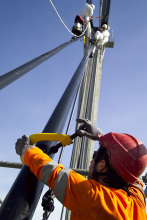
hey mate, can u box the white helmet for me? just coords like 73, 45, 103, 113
102, 24, 108, 29
91, 4, 95, 10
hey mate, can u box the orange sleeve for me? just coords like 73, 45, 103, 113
24, 147, 64, 192
24, 147, 52, 180
63, 171, 96, 215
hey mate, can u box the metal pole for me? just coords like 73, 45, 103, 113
41, 46, 93, 147
58, 83, 81, 164
0, 161, 89, 176
59, 82, 83, 220
65, 0, 111, 218
0, 46, 92, 220
0, 39, 75, 90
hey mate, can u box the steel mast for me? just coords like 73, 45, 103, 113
0, 46, 93, 220
65, 0, 113, 219
0, 40, 75, 90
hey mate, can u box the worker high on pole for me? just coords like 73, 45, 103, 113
15, 118, 147, 220
90, 23, 110, 57
72, 3, 95, 37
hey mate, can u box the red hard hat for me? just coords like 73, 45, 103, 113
98, 133, 147, 184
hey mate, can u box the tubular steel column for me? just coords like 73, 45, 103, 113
0, 46, 92, 220
72, 46, 105, 167
65, 45, 105, 220
0, 40, 75, 90
65, 0, 113, 217
65, 2, 107, 219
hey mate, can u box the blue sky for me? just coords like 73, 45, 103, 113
0, 0, 147, 219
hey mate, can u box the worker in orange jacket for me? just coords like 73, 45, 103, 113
15, 118, 147, 220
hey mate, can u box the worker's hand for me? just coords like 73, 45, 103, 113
15, 135, 30, 156
76, 118, 104, 140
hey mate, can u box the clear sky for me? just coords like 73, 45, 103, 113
0, 0, 147, 219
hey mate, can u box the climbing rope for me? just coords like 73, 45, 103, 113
48, 0, 88, 37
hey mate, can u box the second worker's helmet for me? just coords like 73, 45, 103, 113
102, 24, 108, 29
98, 133, 147, 183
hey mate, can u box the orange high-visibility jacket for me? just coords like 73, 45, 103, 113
24, 147, 147, 220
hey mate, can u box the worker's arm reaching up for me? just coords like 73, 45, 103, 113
15, 135, 94, 216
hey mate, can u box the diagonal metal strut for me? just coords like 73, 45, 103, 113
0, 39, 76, 90
0, 45, 93, 220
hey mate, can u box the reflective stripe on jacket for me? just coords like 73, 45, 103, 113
24, 147, 147, 220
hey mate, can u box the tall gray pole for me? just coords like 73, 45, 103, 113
0, 40, 75, 90
65, 0, 107, 219
0, 46, 92, 220
65, 45, 105, 220
70, 46, 105, 167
